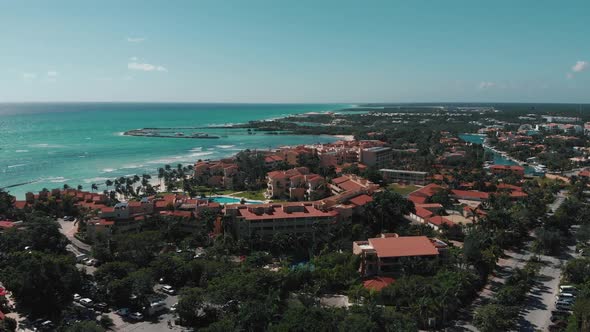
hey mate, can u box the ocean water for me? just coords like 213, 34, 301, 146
0, 103, 346, 198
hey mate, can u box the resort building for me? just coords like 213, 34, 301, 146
329, 174, 379, 196
224, 202, 340, 239
360, 147, 393, 168
266, 167, 327, 201
380, 169, 428, 185
193, 161, 242, 190
353, 234, 447, 276
489, 165, 525, 177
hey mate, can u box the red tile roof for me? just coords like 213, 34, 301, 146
348, 194, 373, 206
363, 277, 395, 291
408, 183, 444, 204
414, 207, 434, 219
451, 190, 489, 200
0, 221, 16, 229
427, 216, 455, 227
368, 236, 439, 258
236, 203, 338, 221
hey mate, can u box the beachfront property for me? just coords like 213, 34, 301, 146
353, 234, 448, 276
193, 160, 242, 190
380, 169, 428, 185
277, 146, 316, 166
265, 167, 327, 201
314, 139, 387, 168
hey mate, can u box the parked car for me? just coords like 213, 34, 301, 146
160, 285, 175, 295
556, 300, 572, 310
32, 319, 54, 330
85, 258, 98, 266
38, 320, 55, 331
555, 293, 575, 303
115, 308, 130, 317
63, 216, 74, 221
75, 254, 87, 263
129, 312, 144, 321
73, 293, 81, 302
94, 302, 108, 312
79, 298, 93, 307
170, 303, 178, 312
551, 312, 569, 322
559, 285, 577, 294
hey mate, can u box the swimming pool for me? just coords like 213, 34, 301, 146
209, 196, 263, 204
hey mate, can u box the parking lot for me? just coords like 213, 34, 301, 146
108, 293, 180, 332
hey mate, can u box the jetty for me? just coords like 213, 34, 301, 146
124, 128, 220, 139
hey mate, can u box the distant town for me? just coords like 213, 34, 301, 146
2, 104, 590, 331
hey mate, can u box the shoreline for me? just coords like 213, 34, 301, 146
4, 133, 347, 199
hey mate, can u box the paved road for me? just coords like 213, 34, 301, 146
450, 246, 533, 331
548, 190, 567, 214
57, 218, 91, 253
451, 191, 568, 331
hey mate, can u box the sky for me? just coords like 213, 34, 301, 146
1, 0, 589, 103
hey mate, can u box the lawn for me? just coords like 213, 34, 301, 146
233, 190, 266, 201
387, 183, 420, 196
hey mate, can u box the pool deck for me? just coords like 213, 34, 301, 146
209, 194, 268, 204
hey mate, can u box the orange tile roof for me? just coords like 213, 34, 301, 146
348, 194, 373, 206
451, 190, 489, 200
368, 236, 439, 258
428, 216, 455, 227
236, 204, 338, 221
363, 277, 395, 291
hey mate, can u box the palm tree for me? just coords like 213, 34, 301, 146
105, 179, 113, 190
63, 184, 70, 190
91, 183, 98, 192
77, 184, 83, 191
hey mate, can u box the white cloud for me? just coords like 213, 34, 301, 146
127, 37, 146, 43
478, 81, 496, 89
128, 62, 167, 72
47, 71, 58, 77
572, 60, 588, 73
22, 73, 37, 79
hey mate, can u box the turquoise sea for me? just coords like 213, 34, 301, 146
0, 103, 346, 199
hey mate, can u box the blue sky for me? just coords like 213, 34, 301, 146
1, 0, 589, 103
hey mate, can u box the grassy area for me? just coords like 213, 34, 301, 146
233, 190, 266, 201
387, 183, 420, 196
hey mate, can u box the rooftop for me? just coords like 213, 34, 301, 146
368, 236, 439, 258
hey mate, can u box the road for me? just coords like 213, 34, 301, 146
57, 218, 91, 253
451, 190, 569, 331
548, 190, 567, 214
450, 246, 533, 331
515, 190, 571, 331
516, 246, 576, 331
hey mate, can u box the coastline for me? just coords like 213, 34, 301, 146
1, 103, 350, 199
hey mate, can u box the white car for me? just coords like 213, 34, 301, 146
559, 285, 577, 294
160, 285, 175, 295
79, 298, 93, 307
129, 312, 144, 321
73, 293, 81, 302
